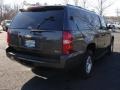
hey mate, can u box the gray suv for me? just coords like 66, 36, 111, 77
6, 5, 114, 78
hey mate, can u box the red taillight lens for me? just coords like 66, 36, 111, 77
63, 31, 73, 55
7, 31, 10, 45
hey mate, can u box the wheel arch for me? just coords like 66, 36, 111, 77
87, 43, 96, 53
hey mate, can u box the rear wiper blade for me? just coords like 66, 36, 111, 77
37, 16, 55, 29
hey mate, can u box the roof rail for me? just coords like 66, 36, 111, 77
66, 4, 96, 14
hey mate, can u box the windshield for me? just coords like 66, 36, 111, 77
5, 20, 11, 26
6, 21, 11, 24
10, 10, 64, 30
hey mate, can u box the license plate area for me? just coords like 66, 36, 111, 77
25, 40, 35, 48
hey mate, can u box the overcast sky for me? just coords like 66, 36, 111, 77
4, 0, 120, 16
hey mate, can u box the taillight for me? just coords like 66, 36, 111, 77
7, 31, 10, 45
62, 31, 73, 55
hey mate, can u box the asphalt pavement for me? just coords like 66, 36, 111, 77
0, 31, 120, 90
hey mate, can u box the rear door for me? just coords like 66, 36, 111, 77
9, 7, 64, 59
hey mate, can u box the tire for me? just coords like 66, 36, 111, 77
107, 39, 114, 55
80, 50, 93, 79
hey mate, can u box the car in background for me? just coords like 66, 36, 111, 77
1, 20, 12, 31
114, 24, 120, 29
107, 23, 116, 32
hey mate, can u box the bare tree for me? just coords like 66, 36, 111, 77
116, 8, 120, 17
0, 0, 20, 21
82, 0, 87, 8
63, 0, 69, 5
73, 0, 88, 8
73, 0, 79, 6
2, 5, 15, 20
0, 0, 3, 20
95, 0, 113, 16
1, 3, 20, 20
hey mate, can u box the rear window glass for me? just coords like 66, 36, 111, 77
10, 10, 64, 30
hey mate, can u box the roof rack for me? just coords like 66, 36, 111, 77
66, 4, 96, 14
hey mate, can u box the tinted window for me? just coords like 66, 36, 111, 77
75, 16, 90, 30
10, 10, 64, 30
83, 14, 100, 30
92, 15, 100, 30
77, 11, 92, 30
69, 9, 100, 30
6, 20, 11, 23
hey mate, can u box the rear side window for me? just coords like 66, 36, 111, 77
10, 9, 64, 30
75, 11, 92, 30
77, 12, 100, 30
91, 15, 100, 30
75, 13, 91, 30
68, 9, 92, 31
68, 8, 100, 31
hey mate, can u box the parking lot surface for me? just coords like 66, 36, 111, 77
1, 31, 120, 90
